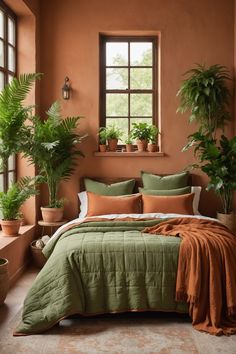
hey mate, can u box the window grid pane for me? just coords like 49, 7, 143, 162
0, 4, 16, 192
102, 36, 157, 142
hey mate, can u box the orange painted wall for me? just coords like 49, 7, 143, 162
36, 0, 234, 219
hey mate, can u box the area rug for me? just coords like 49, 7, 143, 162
1, 310, 236, 354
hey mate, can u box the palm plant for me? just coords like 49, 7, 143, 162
0, 73, 42, 166
23, 101, 85, 208
177, 64, 231, 135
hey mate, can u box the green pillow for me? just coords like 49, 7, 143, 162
84, 178, 135, 196
139, 186, 191, 195
141, 171, 189, 190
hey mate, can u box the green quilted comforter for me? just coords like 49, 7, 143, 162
15, 219, 188, 335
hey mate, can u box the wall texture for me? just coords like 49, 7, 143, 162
16, 0, 236, 219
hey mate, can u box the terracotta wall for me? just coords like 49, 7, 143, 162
36, 0, 234, 219
7, 0, 235, 219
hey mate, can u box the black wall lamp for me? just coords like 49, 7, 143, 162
62, 76, 70, 100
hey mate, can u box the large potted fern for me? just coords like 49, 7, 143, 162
23, 101, 85, 222
0, 177, 40, 235
0, 73, 41, 234
0, 73, 41, 166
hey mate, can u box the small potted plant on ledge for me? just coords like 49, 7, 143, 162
148, 125, 160, 152
0, 177, 40, 236
23, 101, 86, 222
98, 127, 107, 152
131, 122, 152, 152
125, 134, 133, 152
105, 125, 123, 152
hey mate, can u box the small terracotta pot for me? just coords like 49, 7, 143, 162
108, 139, 118, 152
0, 219, 21, 236
99, 144, 106, 152
126, 144, 133, 152
136, 139, 148, 152
41, 207, 64, 222
0, 258, 9, 304
217, 212, 236, 235
148, 143, 158, 152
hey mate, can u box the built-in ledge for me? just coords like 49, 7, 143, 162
0, 225, 36, 286
94, 151, 165, 157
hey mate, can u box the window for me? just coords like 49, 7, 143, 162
100, 35, 157, 142
0, 1, 16, 192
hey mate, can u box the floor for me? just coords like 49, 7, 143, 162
1, 268, 236, 354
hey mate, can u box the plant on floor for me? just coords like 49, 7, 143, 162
0, 176, 41, 235
23, 101, 86, 221
183, 133, 236, 214
177, 63, 236, 225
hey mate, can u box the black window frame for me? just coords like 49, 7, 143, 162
99, 35, 158, 145
0, 0, 17, 192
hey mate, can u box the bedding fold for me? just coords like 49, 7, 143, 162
143, 217, 236, 335
14, 218, 187, 335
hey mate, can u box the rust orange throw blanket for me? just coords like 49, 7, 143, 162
143, 217, 236, 336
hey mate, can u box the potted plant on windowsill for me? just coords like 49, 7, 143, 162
98, 127, 107, 152
23, 101, 86, 222
131, 122, 152, 152
124, 134, 133, 152
105, 125, 123, 152
0, 177, 40, 236
148, 125, 160, 152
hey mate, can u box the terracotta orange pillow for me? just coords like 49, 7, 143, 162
87, 192, 141, 216
142, 193, 194, 215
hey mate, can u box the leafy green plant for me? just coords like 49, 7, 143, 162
0, 73, 42, 166
99, 127, 107, 145
149, 125, 160, 143
177, 64, 231, 134
183, 132, 236, 214
125, 134, 133, 145
23, 101, 86, 208
0, 176, 41, 220
131, 122, 152, 141
105, 125, 123, 140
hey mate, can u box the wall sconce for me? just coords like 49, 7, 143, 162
62, 76, 70, 100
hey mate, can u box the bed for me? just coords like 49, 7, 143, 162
14, 174, 236, 336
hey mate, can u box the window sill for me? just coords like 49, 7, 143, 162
0, 225, 35, 250
94, 151, 164, 157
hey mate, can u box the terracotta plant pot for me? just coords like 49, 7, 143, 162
217, 212, 236, 235
0, 258, 9, 305
0, 219, 21, 236
126, 144, 133, 152
99, 144, 106, 152
108, 139, 118, 152
136, 139, 148, 152
41, 207, 64, 222
148, 143, 158, 152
